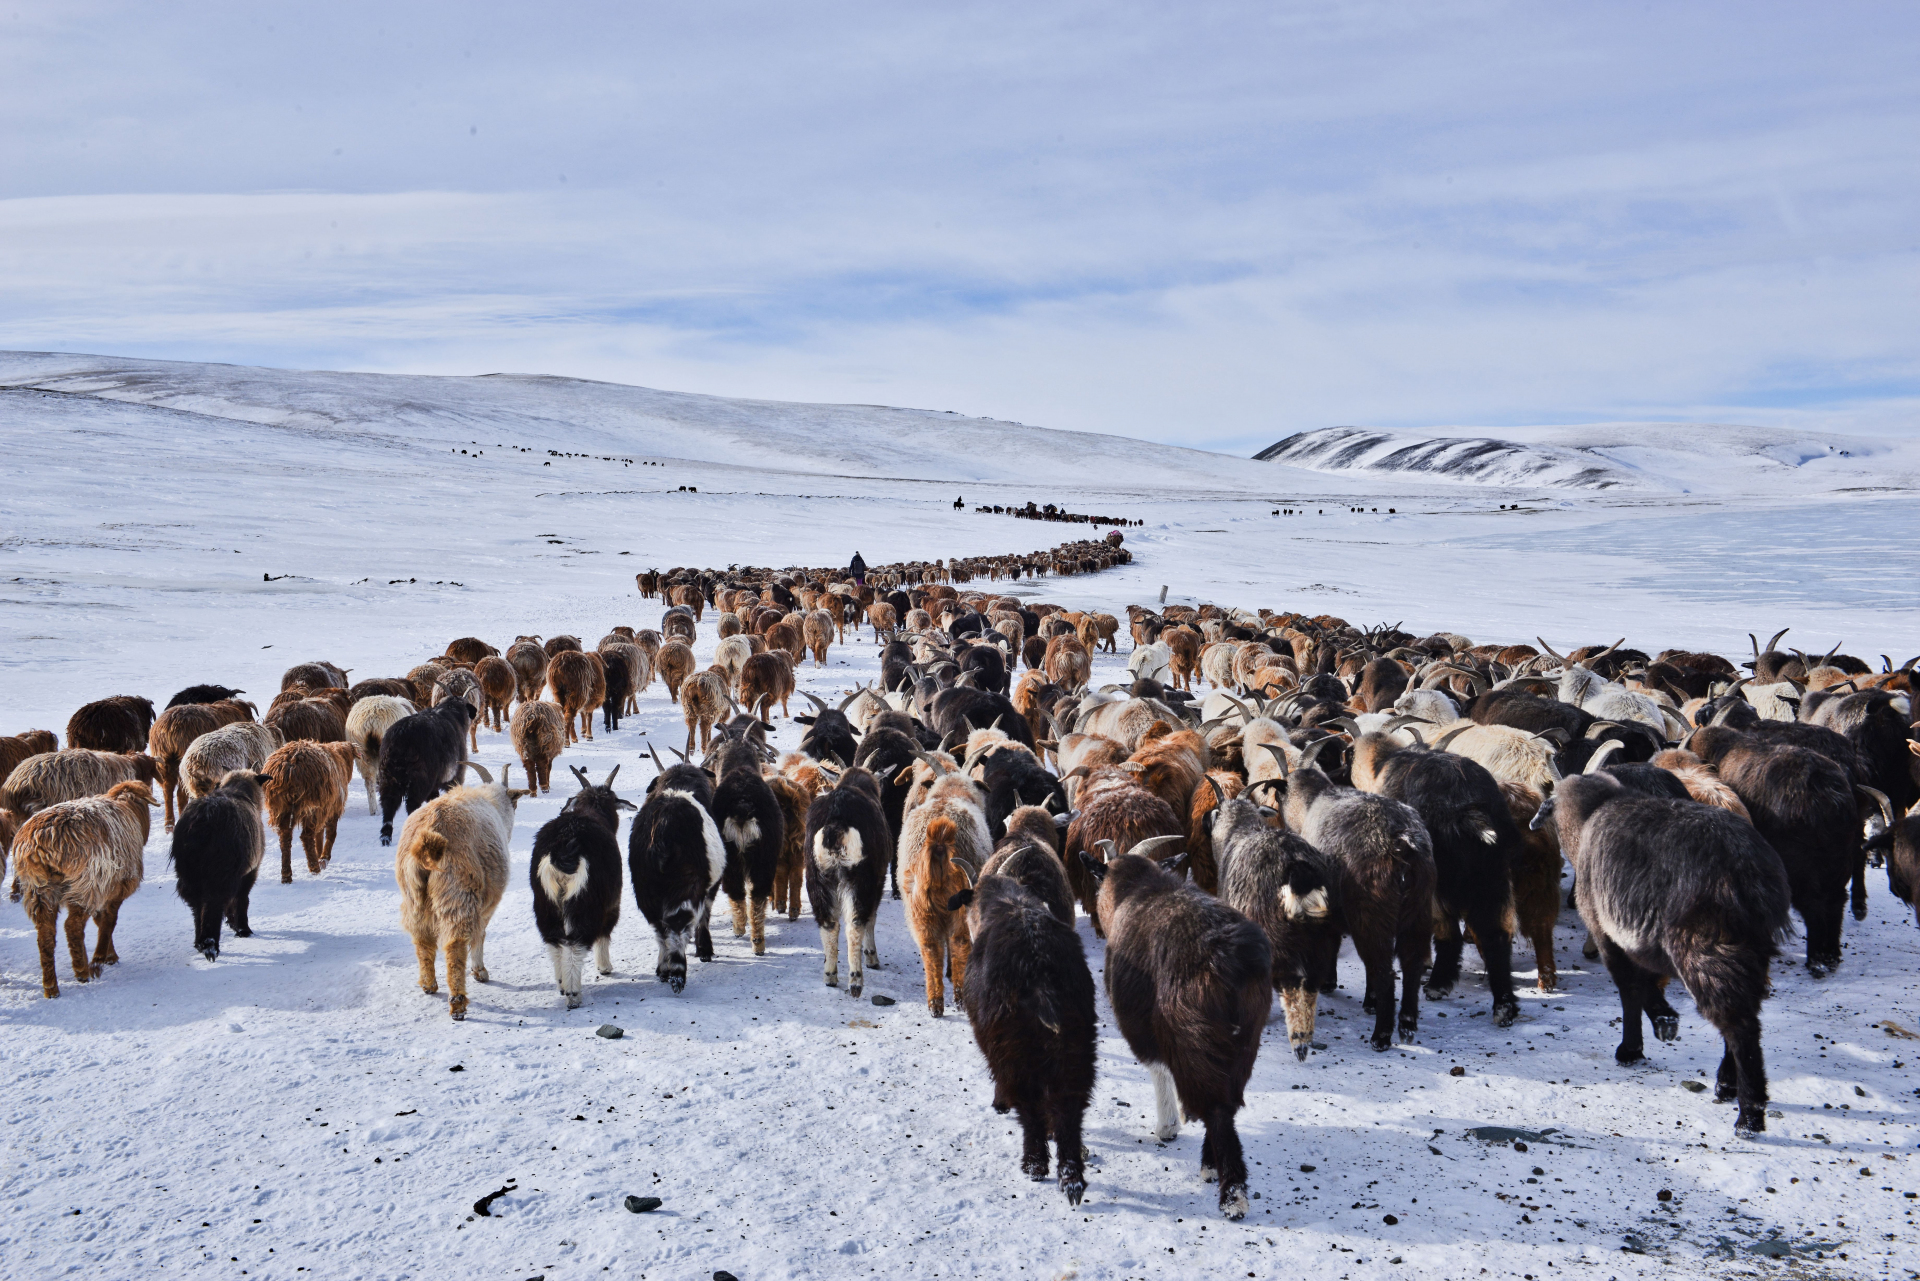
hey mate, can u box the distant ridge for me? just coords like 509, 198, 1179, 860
1254, 426, 1644, 490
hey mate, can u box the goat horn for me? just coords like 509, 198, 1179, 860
456, 760, 493, 784
1535, 637, 1570, 665
1093, 838, 1119, 862
1584, 720, 1628, 740
1221, 693, 1256, 722
1588, 638, 1626, 664
1530, 727, 1571, 746
1766, 627, 1790, 653
1127, 834, 1185, 860
800, 690, 830, 714
1821, 640, 1844, 664
1546, 755, 1564, 781
604, 764, 620, 786
1584, 740, 1625, 773
1749, 632, 1760, 659
649, 744, 665, 773
570, 764, 591, 787
1433, 725, 1472, 751
668, 745, 688, 762
1860, 785, 1895, 828
837, 688, 865, 711
1297, 737, 1340, 772
1259, 741, 1292, 776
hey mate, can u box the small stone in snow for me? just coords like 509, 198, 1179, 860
1383, 1214, 1398, 1225
625, 1196, 662, 1213
596, 1024, 624, 1039
1513, 1141, 1528, 1153
1656, 1189, 1673, 1202
1449, 1066, 1465, 1077
1299, 1164, 1316, 1173
1854, 1085, 1867, 1097
871, 995, 896, 1006
1680, 1080, 1707, 1093
448, 1065, 464, 1072
715, 1273, 740, 1281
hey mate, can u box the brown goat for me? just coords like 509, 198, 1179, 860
150, 699, 255, 830
1185, 771, 1244, 895
0, 730, 59, 782
1496, 780, 1562, 993
9, 779, 156, 998
510, 701, 568, 794
3, 749, 161, 816
474, 655, 517, 731
656, 640, 696, 704
445, 636, 498, 664
766, 771, 813, 921
506, 639, 549, 706
906, 814, 978, 1017
1043, 634, 1091, 692
1649, 748, 1753, 821
681, 669, 733, 755
740, 651, 795, 721
1163, 627, 1202, 691
804, 609, 836, 667
67, 695, 157, 753
1062, 766, 1186, 936
264, 740, 357, 881
265, 697, 348, 748
547, 649, 603, 744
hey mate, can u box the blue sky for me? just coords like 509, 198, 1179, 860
2, 1, 1915, 451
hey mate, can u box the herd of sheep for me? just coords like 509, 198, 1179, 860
4, 558, 1917, 1220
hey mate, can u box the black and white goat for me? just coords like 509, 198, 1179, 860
1083, 843, 1271, 1219
1209, 794, 1341, 1060
628, 751, 724, 993
708, 730, 785, 955
949, 872, 1097, 1205
804, 765, 891, 997
376, 700, 477, 846
1536, 772, 1790, 1132
530, 765, 632, 1008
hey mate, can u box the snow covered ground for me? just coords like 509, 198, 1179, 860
3, 353, 1919, 1279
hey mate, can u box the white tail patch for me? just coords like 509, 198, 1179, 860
722, 817, 761, 851
813, 827, 863, 870
1279, 885, 1330, 920
535, 855, 589, 904
1473, 823, 1499, 845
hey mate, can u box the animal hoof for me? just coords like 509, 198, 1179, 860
1715, 1084, 1737, 1104
1615, 1044, 1644, 1065
1022, 1157, 1050, 1181
849, 984, 863, 998
1293, 1043, 1309, 1062
1370, 1034, 1392, 1052
1852, 904, 1867, 921
668, 977, 685, 994
1806, 960, 1831, 979
1153, 1125, 1178, 1143
565, 994, 582, 1009
1060, 1173, 1086, 1207
1398, 1026, 1418, 1044
1200, 1162, 1218, 1184
823, 975, 838, 988
1734, 1107, 1766, 1134
1422, 985, 1451, 1001
1493, 1002, 1519, 1028
1652, 1015, 1679, 1042
197, 944, 219, 961
232, 927, 252, 938
1220, 1185, 1249, 1220
450, 1000, 468, 1020
472, 967, 490, 983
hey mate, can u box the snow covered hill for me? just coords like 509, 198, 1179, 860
1255, 422, 1920, 495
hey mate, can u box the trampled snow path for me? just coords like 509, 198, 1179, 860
3, 614, 1919, 1280
3, 353, 1920, 1278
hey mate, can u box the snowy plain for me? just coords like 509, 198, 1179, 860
3, 352, 1919, 1280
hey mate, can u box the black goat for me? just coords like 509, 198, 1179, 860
628, 754, 723, 993
1537, 773, 1790, 1133
795, 691, 860, 766
599, 649, 636, 732
965, 742, 1069, 841
1692, 725, 1858, 976
708, 731, 786, 955
1274, 764, 1434, 1049
852, 725, 923, 897
1866, 805, 1920, 924
1354, 734, 1523, 1025
927, 687, 1036, 751
982, 827, 1075, 926
170, 770, 269, 961
376, 700, 477, 845
530, 765, 631, 1008
950, 873, 1097, 1206
1210, 796, 1341, 1061
804, 766, 892, 997
958, 643, 1010, 696
1085, 846, 1271, 1220
167, 683, 245, 709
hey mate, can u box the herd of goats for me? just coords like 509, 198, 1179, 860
4, 546, 1918, 1218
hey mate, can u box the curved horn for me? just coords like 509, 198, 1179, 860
1259, 741, 1292, 776
1765, 628, 1790, 653
1860, 785, 1895, 828
1126, 834, 1186, 860
1093, 838, 1119, 862
1221, 692, 1256, 722
649, 744, 665, 773
799, 690, 830, 714
1530, 727, 1571, 746
455, 760, 493, 784
603, 763, 620, 787
1821, 640, 1844, 664
1535, 637, 1570, 666
1659, 707, 1689, 742
570, 764, 592, 787
1588, 638, 1626, 665
1584, 720, 1628, 740
1584, 740, 1625, 773
1433, 724, 1473, 751
1297, 736, 1341, 772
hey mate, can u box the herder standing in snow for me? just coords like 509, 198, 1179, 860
849, 551, 867, 587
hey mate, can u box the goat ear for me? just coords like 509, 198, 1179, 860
1076, 850, 1108, 883
945, 889, 975, 912
1158, 852, 1192, 875
253, 772, 273, 785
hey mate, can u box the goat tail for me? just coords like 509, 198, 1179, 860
415, 829, 449, 864
362, 729, 382, 757
926, 815, 958, 866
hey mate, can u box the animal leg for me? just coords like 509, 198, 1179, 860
1278, 979, 1317, 1061
227, 867, 258, 938
1424, 915, 1464, 1001
656, 923, 688, 992
1465, 907, 1520, 1026
1050, 1089, 1088, 1207
1355, 941, 1396, 1050
860, 915, 879, 969
947, 925, 971, 1005
93, 898, 125, 967
1597, 936, 1650, 1064
445, 935, 470, 1020
819, 918, 841, 988
1528, 914, 1557, 993
1852, 846, 1868, 921
322, 814, 339, 868
1724, 1017, 1769, 1134
278, 818, 298, 883
471, 907, 495, 982
30, 901, 61, 997
593, 936, 613, 976
1016, 1095, 1051, 1181
412, 923, 440, 996
195, 900, 224, 960
562, 944, 586, 1008
547, 941, 566, 992
363, 765, 379, 815
301, 822, 323, 876
918, 932, 948, 1016
728, 896, 748, 938
1802, 892, 1845, 977
65, 908, 96, 983
1644, 977, 1680, 1043
1205, 1107, 1250, 1220
749, 895, 768, 956
1148, 1062, 1180, 1141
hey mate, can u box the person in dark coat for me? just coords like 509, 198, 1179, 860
849, 551, 867, 587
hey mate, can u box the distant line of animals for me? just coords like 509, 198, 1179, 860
3, 561, 1916, 1216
